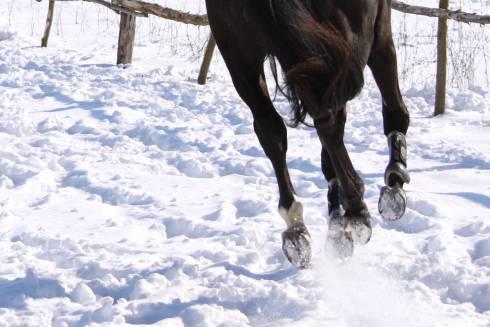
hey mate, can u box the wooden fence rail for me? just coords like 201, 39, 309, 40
113, 0, 208, 25
392, 1, 490, 24
38, 0, 490, 26
39, 0, 490, 114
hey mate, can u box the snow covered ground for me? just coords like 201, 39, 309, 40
0, 1, 489, 326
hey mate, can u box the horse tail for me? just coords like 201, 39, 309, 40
266, 0, 364, 126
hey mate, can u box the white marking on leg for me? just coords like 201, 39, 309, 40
328, 177, 338, 187
278, 197, 304, 227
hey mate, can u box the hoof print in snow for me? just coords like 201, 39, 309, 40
282, 223, 312, 269
378, 186, 407, 221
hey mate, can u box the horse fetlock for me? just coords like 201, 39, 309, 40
327, 178, 342, 216
385, 161, 410, 186
278, 199, 304, 227
282, 222, 312, 268
329, 208, 344, 220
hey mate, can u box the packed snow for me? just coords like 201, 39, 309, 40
0, 0, 489, 326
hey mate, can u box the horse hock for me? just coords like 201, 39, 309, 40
379, 131, 410, 221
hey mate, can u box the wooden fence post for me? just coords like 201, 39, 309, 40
435, 0, 449, 116
198, 33, 216, 85
117, 12, 137, 65
41, 0, 56, 47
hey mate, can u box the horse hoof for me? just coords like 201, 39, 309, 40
282, 223, 312, 269
326, 215, 371, 258
326, 223, 354, 259
345, 217, 372, 245
378, 186, 407, 221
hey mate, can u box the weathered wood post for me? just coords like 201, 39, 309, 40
435, 0, 449, 116
198, 33, 216, 85
41, 0, 56, 47
117, 12, 137, 65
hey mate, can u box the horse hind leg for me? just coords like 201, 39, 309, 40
315, 109, 372, 258
251, 75, 312, 268
251, 73, 312, 268
216, 46, 312, 267
368, 29, 411, 221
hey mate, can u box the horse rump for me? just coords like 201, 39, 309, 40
265, 0, 364, 125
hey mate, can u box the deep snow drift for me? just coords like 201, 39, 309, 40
0, 1, 489, 326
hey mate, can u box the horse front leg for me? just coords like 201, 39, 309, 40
321, 146, 342, 219
368, 36, 411, 221
315, 109, 372, 257
320, 146, 356, 257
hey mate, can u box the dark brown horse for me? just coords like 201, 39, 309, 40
205, 0, 410, 267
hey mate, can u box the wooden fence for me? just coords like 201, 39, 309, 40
39, 0, 490, 115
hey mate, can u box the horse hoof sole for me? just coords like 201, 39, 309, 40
378, 186, 407, 221
346, 220, 372, 245
282, 224, 312, 269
